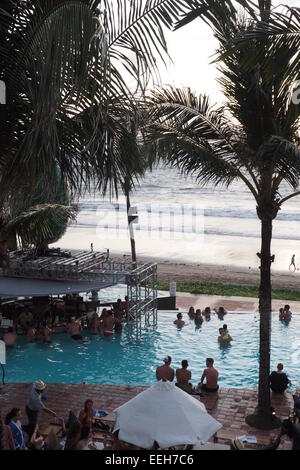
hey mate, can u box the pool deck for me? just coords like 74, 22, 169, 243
0, 383, 294, 450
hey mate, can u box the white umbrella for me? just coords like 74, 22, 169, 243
113, 381, 222, 449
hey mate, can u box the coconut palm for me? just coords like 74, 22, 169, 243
0, 0, 203, 206
146, 1, 300, 428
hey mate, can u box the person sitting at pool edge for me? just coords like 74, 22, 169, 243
156, 356, 175, 382
198, 358, 219, 393
270, 363, 291, 394
175, 360, 193, 394
174, 312, 185, 327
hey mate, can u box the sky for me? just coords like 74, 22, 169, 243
158, 0, 299, 105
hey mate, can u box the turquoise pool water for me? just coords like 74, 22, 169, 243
5, 312, 300, 388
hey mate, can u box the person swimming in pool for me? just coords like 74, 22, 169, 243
103, 310, 115, 337
174, 312, 185, 327
194, 309, 203, 325
67, 318, 83, 341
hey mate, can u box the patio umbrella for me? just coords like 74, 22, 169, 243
113, 380, 222, 449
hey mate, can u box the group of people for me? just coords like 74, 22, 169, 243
156, 356, 219, 395
174, 308, 232, 345
0, 380, 106, 451
279, 305, 292, 322
0, 296, 129, 346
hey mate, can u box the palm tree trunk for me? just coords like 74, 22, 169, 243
246, 205, 281, 429
125, 188, 137, 265
257, 215, 272, 415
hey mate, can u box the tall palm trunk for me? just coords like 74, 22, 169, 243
246, 196, 281, 429
257, 215, 272, 415
125, 186, 137, 265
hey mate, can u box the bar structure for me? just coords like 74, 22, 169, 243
0, 250, 158, 340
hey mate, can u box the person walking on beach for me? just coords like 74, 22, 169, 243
156, 356, 174, 382
23, 380, 57, 439
289, 254, 296, 272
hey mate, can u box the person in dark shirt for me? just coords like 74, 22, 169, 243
269, 363, 291, 393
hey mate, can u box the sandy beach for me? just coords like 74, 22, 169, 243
125, 254, 300, 290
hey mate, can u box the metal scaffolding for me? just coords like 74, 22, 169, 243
1, 250, 158, 340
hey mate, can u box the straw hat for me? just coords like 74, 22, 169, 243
34, 380, 46, 391
231, 438, 244, 450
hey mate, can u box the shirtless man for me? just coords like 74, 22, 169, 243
89, 313, 100, 335
283, 305, 292, 321
176, 360, 192, 393
103, 311, 115, 337
156, 356, 175, 382
67, 318, 83, 341
174, 312, 185, 327
27, 323, 36, 342
198, 358, 219, 393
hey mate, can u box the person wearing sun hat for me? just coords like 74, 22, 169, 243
23, 380, 57, 439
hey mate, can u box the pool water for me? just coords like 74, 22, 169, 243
5, 312, 300, 388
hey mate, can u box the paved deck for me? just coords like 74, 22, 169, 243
0, 384, 294, 450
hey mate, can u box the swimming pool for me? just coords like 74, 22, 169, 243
5, 312, 300, 388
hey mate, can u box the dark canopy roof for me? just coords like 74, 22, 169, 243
0, 277, 117, 298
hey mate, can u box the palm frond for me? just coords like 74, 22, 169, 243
4, 203, 77, 247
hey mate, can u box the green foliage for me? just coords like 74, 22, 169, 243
157, 281, 300, 301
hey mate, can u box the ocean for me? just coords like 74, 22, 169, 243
55, 165, 300, 272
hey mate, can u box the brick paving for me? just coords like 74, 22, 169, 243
0, 383, 294, 449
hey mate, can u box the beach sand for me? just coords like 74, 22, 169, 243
122, 254, 300, 290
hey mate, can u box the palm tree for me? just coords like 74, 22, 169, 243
0, 0, 202, 205
146, 1, 300, 429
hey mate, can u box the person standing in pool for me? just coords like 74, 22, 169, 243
89, 313, 100, 335
194, 309, 203, 325
174, 312, 185, 327
198, 358, 219, 393
156, 356, 175, 382
203, 307, 211, 319
188, 307, 195, 320
67, 318, 83, 341
103, 310, 115, 337
283, 305, 292, 321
